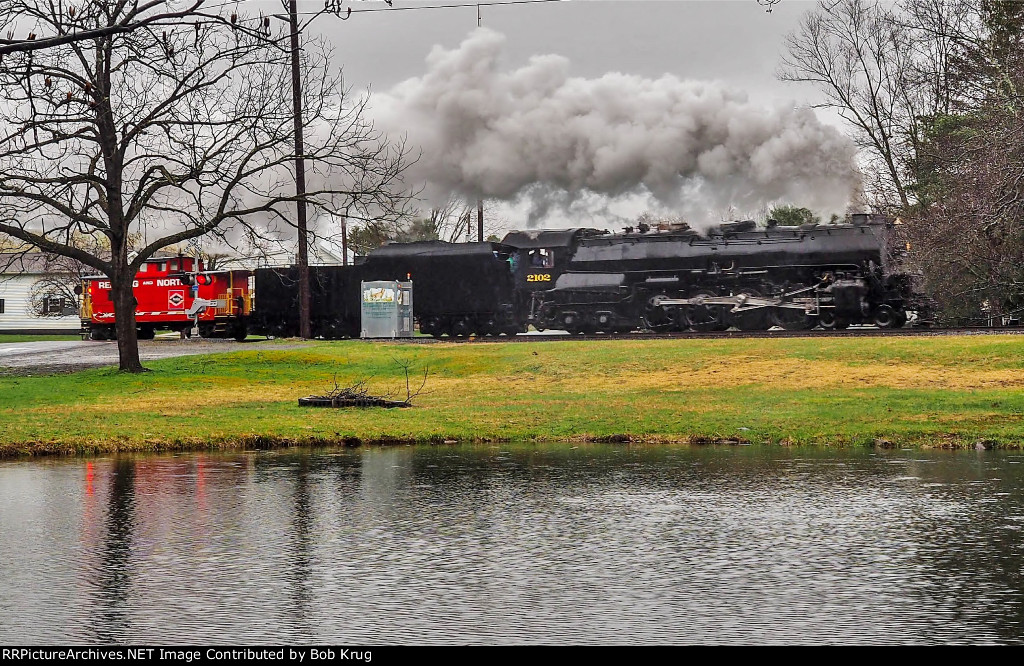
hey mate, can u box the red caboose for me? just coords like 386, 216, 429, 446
79, 255, 252, 341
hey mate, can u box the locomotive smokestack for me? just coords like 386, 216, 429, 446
374, 29, 859, 226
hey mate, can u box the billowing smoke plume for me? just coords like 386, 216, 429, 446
373, 29, 859, 226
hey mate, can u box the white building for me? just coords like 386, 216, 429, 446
0, 253, 81, 334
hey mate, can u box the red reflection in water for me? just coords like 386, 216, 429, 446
85, 461, 95, 496
195, 456, 206, 512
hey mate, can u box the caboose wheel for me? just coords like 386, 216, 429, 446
89, 326, 114, 341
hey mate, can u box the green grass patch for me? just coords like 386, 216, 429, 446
3, 335, 1024, 456
0, 334, 80, 344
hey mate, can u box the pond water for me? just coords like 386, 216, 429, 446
1, 444, 1023, 644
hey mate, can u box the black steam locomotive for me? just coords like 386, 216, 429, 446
249, 215, 913, 337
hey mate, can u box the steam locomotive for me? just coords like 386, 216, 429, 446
248, 214, 913, 337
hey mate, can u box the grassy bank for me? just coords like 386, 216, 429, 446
3, 335, 1024, 456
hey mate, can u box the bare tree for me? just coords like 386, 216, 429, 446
0, 1, 411, 371
26, 252, 88, 318
421, 195, 509, 243
0, 1, 210, 56
346, 195, 510, 256
780, 0, 927, 212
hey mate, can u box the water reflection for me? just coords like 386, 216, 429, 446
1, 445, 1023, 644
92, 457, 137, 643
288, 455, 313, 640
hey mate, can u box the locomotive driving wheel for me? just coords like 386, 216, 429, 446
818, 310, 850, 330
685, 290, 728, 332
644, 295, 673, 332
871, 304, 902, 329
731, 288, 768, 331
768, 307, 815, 330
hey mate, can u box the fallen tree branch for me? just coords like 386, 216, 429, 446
298, 362, 429, 409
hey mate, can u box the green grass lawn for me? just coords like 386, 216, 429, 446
3, 335, 1024, 456
0, 334, 80, 344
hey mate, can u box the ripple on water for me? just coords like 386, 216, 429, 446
1, 446, 1023, 644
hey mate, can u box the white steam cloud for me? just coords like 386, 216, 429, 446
373, 29, 859, 226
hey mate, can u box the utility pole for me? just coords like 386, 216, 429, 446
289, 0, 311, 339
341, 211, 348, 266
477, 199, 484, 242
477, 6, 484, 243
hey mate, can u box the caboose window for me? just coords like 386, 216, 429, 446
138, 263, 148, 273
169, 260, 178, 271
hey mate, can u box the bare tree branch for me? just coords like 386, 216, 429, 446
0, 1, 413, 371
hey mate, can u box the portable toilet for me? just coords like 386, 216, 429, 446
360, 280, 413, 338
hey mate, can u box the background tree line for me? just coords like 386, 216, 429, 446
782, 0, 1024, 323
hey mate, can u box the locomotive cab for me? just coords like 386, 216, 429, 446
515, 246, 559, 289
502, 228, 604, 292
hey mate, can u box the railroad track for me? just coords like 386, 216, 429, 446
391, 326, 1024, 343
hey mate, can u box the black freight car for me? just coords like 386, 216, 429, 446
360, 241, 523, 336
249, 265, 362, 338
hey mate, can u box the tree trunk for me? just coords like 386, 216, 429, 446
111, 272, 146, 373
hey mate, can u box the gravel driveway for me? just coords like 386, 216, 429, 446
0, 337, 297, 376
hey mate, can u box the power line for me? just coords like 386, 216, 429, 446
347, 0, 565, 14
196, 0, 564, 21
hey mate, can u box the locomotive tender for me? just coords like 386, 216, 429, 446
248, 214, 913, 338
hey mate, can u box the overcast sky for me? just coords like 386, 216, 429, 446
266, 1, 847, 229
308, 0, 823, 107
